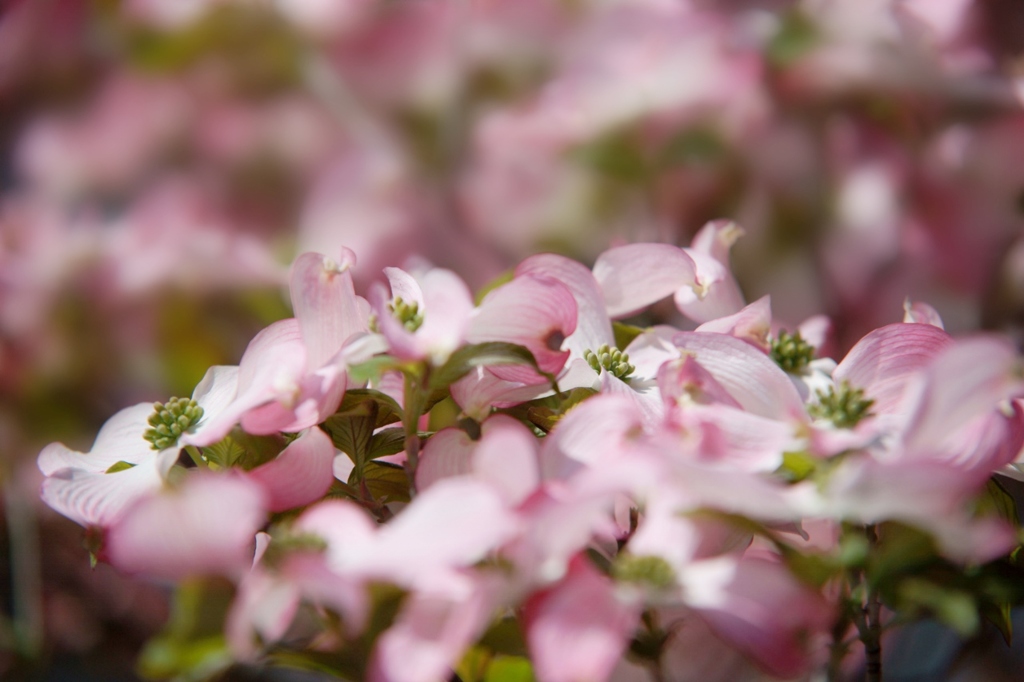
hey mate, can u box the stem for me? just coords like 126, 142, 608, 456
184, 445, 206, 469
827, 579, 853, 682
402, 369, 428, 496
3, 480, 42, 658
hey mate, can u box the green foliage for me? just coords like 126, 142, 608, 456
105, 460, 136, 474
269, 583, 407, 681
337, 389, 405, 428
775, 450, 818, 483
358, 461, 411, 505
975, 478, 1020, 525
202, 431, 286, 471
137, 579, 235, 681
612, 322, 646, 350
475, 271, 516, 306
767, 10, 819, 66
500, 387, 598, 433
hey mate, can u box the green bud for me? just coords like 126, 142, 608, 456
809, 381, 874, 429
770, 329, 816, 373
388, 297, 424, 332
611, 553, 676, 590
143, 397, 204, 450
584, 344, 636, 380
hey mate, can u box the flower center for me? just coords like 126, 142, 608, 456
143, 397, 204, 450
612, 553, 676, 590
770, 329, 815, 373
584, 344, 635, 380
809, 381, 874, 429
389, 297, 424, 332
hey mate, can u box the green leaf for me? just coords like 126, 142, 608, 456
485, 656, 536, 682
137, 579, 235, 681
368, 427, 406, 460
775, 451, 817, 483
612, 322, 645, 350
105, 460, 136, 474
572, 132, 649, 181
201, 437, 245, 469
475, 270, 516, 306
358, 461, 411, 505
347, 355, 406, 385
897, 579, 979, 637
982, 601, 1014, 645
202, 431, 286, 471
478, 617, 528, 658
976, 478, 1020, 524
778, 547, 836, 588
323, 405, 377, 475
500, 387, 597, 433
336, 389, 405, 427
767, 9, 818, 66
429, 342, 555, 392
868, 523, 939, 585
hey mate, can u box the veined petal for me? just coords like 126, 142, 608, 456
472, 415, 540, 506
696, 295, 771, 351
593, 243, 698, 318
383, 266, 424, 307
369, 575, 497, 682
416, 427, 476, 491
40, 449, 178, 528
902, 336, 1024, 452
834, 322, 952, 416
415, 268, 475, 364
291, 249, 366, 371
685, 557, 831, 679
673, 332, 806, 421
39, 403, 155, 475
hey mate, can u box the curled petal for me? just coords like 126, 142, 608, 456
593, 243, 698, 318
834, 322, 952, 416
517, 253, 614, 356
469, 274, 577, 382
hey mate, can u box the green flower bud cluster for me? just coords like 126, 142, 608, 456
143, 397, 204, 450
389, 296, 424, 332
809, 381, 874, 429
584, 344, 636, 380
611, 553, 676, 590
770, 329, 815, 373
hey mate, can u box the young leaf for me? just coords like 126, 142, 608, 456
347, 355, 405, 385
323, 405, 377, 474
368, 427, 406, 460
612, 322, 645, 350
335, 389, 405, 428
358, 461, 411, 504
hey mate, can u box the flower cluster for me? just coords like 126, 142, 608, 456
38, 228, 1024, 682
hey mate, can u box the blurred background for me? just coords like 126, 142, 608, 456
3, 0, 1024, 679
